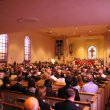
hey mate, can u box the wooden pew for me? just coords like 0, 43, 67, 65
100, 82, 109, 106
104, 76, 110, 102
10, 77, 110, 104
0, 87, 106, 110
79, 92, 98, 110
52, 87, 99, 110
6, 77, 110, 110
0, 90, 29, 106
52, 80, 110, 110
52, 81, 65, 90
79, 92, 96, 101
53, 89, 101, 110
11, 81, 28, 87
12, 95, 91, 110
11, 80, 65, 92
45, 96, 90, 110
0, 101, 24, 110
97, 88, 104, 110
106, 77, 110, 99
0, 90, 90, 110
78, 82, 110, 110
52, 84, 64, 90
103, 81, 109, 105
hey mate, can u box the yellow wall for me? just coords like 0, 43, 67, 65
66, 35, 104, 60
6, 31, 105, 63
8, 31, 55, 63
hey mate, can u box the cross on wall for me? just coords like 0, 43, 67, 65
90, 48, 95, 58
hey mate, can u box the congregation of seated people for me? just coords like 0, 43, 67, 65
0, 59, 109, 110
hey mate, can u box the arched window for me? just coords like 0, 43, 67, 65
24, 36, 31, 62
88, 46, 96, 59
0, 34, 8, 62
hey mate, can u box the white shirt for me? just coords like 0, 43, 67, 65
101, 74, 107, 78
57, 78, 65, 83
50, 75, 58, 81
73, 85, 81, 92
81, 81, 98, 93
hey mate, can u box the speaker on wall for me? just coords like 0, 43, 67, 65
55, 40, 64, 59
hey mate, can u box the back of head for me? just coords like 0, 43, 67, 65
44, 79, 52, 88
87, 74, 93, 82
17, 76, 23, 82
60, 73, 64, 78
71, 76, 78, 87
41, 73, 49, 80
3, 76, 10, 85
65, 76, 72, 86
24, 97, 40, 110
28, 79, 35, 88
65, 87, 75, 100
35, 86, 46, 99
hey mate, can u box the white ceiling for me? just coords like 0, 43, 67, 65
0, 0, 110, 35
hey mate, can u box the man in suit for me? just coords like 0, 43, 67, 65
55, 87, 82, 110
11, 77, 26, 93
58, 76, 80, 101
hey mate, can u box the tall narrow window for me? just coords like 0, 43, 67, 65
24, 36, 31, 62
0, 34, 8, 62
88, 46, 96, 59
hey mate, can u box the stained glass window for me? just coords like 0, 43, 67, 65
88, 46, 96, 59
24, 36, 31, 62
0, 34, 8, 62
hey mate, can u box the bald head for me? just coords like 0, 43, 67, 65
24, 97, 40, 110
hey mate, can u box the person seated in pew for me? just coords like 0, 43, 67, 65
11, 76, 26, 93
94, 74, 105, 86
71, 76, 81, 92
36, 73, 49, 87
35, 86, 53, 110
54, 87, 82, 110
26, 78, 36, 95
24, 97, 40, 110
98, 68, 107, 82
77, 74, 84, 87
44, 79, 57, 97
50, 73, 58, 82
0, 76, 11, 90
81, 74, 99, 93
58, 76, 80, 101
30, 71, 41, 82
57, 73, 65, 83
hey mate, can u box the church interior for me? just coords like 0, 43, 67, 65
0, 0, 110, 110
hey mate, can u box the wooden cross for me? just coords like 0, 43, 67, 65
90, 48, 95, 58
